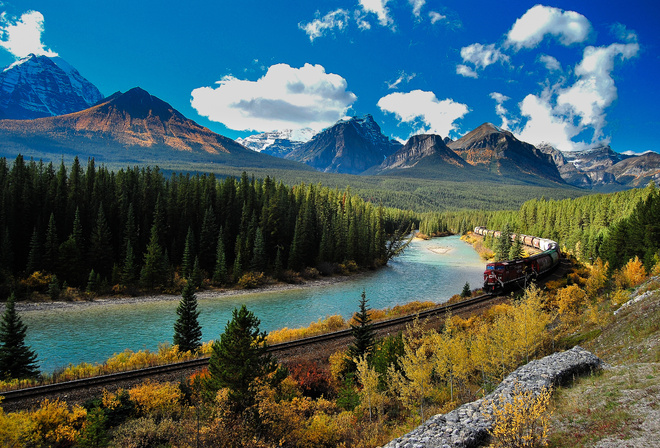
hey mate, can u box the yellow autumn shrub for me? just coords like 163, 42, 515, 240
128, 380, 182, 417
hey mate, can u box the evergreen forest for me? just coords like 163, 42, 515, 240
0, 155, 415, 300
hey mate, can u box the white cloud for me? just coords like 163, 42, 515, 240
428, 11, 446, 24
0, 10, 57, 58
539, 54, 561, 71
359, 0, 394, 28
387, 71, 416, 89
556, 42, 639, 138
506, 5, 592, 50
191, 63, 357, 132
610, 23, 638, 43
514, 42, 639, 151
409, 0, 425, 18
516, 92, 586, 151
460, 43, 509, 69
489, 92, 512, 130
456, 64, 478, 79
377, 89, 469, 138
299, 9, 350, 42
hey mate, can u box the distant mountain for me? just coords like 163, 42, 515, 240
447, 123, 563, 183
236, 128, 316, 157
370, 134, 469, 177
0, 54, 104, 120
285, 115, 402, 174
605, 152, 660, 187
0, 87, 313, 170
537, 144, 592, 187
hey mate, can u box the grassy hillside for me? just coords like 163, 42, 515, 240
548, 277, 660, 447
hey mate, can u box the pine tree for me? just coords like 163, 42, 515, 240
346, 291, 375, 373
212, 231, 228, 285
181, 226, 195, 278
43, 213, 58, 273
206, 305, 279, 412
121, 242, 137, 285
173, 280, 202, 353
89, 204, 114, 278
191, 256, 203, 288
140, 221, 168, 289
26, 227, 41, 274
461, 282, 471, 298
0, 293, 39, 379
250, 227, 266, 272
509, 235, 523, 260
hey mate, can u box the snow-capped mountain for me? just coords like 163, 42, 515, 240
0, 54, 104, 120
236, 128, 316, 157
284, 115, 402, 174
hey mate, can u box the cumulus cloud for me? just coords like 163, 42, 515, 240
428, 11, 446, 24
456, 64, 478, 79
538, 54, 562, 71
409, 0, 425, 18
377, 89, 469, 138
514, 42, 639, 151
0, 10, 57, 58
460, 43, 509, 69
556, 42, 639, 138
490, 92, 512, 130
191, 63, 357, 132
359, 0, 394, 28
387, 71, 416, 89
299, 9, 350, 42
506, 4, 592, 50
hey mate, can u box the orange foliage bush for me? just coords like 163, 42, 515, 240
615, 256, 647, 289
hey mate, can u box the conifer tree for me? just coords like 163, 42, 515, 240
509, 235, 523, 260
121, 242, 137, 285
0, 293, 39, 379
140, 220, 168, 289
191, 256, 203, 288
212, 231, 228, 285
43, 213, 58, 273
250, 227, 266, 272
173, 280, 202, 353
181, 226, 195, 278
461, 282, 471, 298
26, 227, 41, 274
89, 204, 114, 278
346, 291, 375, 373
206, 305, 279, 412
199, 206, 217, 273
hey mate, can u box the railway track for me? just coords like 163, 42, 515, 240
0, 293, 495, 407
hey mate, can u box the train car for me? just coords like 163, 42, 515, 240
480, 227, 560, 293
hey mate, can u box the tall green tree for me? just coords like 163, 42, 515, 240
0, 293, 39, 379
43, 213, 58, 273
347, 291, 376, 371
173, 280, 202, 353
206, 305, 279, 412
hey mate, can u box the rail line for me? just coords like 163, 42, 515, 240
0, 293, 495, 405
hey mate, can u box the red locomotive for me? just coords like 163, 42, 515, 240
473, 226, 560, 293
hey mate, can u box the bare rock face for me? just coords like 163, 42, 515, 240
447, 123, 563, 183
285, 115, 402, 174
377, 134, 467, 171
0, 54, 104, 119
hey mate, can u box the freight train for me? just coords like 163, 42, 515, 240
473, 226, 560, 293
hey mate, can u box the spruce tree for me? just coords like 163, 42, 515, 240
43, 213, 58, 273
0, 293, 39, 380
26, 227, 41, 274
509, 236, 523, 260
212, 231, 227, 285
181, 226, 195, 278
206, 305, 279, 412
347, 291, 375, 369
173, 280, 202, 353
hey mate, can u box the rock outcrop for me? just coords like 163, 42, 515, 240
383, 346, 602, 448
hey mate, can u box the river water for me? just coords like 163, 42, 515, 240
23, 236, 485, 373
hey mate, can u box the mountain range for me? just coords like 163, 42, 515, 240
0, 55, 657, 190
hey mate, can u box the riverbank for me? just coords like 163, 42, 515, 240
6, 274, 364, 313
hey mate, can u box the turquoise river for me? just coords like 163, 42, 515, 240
22, 236, 485, 373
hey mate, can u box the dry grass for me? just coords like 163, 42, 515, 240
548, 282, 660, 447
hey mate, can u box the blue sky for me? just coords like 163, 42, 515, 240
0, 0, 657, 153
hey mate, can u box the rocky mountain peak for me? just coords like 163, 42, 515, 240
377, 134, 467, 171
0, 54, 104, 119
